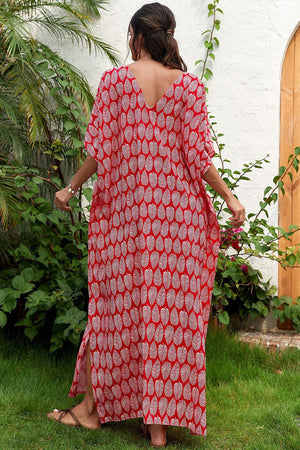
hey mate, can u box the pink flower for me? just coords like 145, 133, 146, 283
221, 227, 244, 250
232, 240, 241, 251
232, 227, 244, 234
241, 264, 248, 273
230, 256, 235, 261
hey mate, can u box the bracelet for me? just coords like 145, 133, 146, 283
67, 183, 77, 195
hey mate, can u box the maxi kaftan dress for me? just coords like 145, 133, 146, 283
69, 66, 220, 436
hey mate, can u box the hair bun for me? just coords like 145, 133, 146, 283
129, 3, 187, 71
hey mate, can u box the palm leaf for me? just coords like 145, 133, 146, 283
0, 80, 29, 156
0, 0, 120, 215
0, 172, 23, 229
36, 42, 95, 112
5, 57, 51, 144
9, 0, 107, 19
1, 1, 120, 64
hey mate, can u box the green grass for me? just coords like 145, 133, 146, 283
0, 329, 299, 449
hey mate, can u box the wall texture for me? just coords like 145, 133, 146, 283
39, 0, 300, 286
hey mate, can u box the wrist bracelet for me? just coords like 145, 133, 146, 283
67, 183, 76, 195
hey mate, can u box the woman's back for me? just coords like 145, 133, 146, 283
128, 60, 183, 108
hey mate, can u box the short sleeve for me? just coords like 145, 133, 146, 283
184, 77, 215, 179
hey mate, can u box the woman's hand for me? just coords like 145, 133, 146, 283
225, 196, 246, 227
202, 164, 246, 227
54, 187, 74, 211
53, 155, 97, 211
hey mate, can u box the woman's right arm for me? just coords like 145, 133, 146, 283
54, 154, 97, 211
202, 163, 246, 227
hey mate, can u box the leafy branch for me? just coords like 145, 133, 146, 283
195, 2, 300, 328
196, 0, 223, 83
251, 147, 300, 222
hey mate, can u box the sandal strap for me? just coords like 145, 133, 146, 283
58, 407, 83, 428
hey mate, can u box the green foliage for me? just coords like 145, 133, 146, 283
196, 0, 223, 84
0, 0, 119, 228
272, 296, 300, 332
0, 1, 117, 350
0, 167, 90, 352
1, 0, 119, 148
210, 144, 300, 329
197, 3, 300, 329
213, 253, 276, 323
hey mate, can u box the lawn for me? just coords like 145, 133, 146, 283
0, 328, 299, 449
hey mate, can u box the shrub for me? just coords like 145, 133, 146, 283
0, 168, 91, 351
0, 0, 118, 351
197, 1, 300, 330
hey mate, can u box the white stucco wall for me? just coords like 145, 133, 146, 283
38, 0, 300, 288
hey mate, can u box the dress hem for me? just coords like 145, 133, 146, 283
68, 389, 206, 436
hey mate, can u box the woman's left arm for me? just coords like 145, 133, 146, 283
202, 163, 246, 227
54, 154, 98, 211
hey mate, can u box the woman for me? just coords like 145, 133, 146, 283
47, 2, 245, 447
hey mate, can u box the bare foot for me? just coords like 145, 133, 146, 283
47, 401, 101, 429
148, 424, 167, 447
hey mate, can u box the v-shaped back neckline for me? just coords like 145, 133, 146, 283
126, 66, 185, 110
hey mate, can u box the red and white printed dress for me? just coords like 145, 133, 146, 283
69, 66, 220, 436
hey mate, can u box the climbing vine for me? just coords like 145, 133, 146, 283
197, 1, 300, 328
196, 0, 222, 84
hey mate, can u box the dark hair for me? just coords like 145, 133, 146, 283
129, 2, 187, 72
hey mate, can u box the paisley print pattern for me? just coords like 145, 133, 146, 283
69, 66, 220, 436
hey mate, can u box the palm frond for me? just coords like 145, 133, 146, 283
1, 1, 120, 64
37, 42, 94, 111
0, 80, 29, 157
5, 57, 51, 144
9, 0, 108, 19
0, 0, 120, 169
28, 10, 120, 63
0, 118, 27, 157
1, 17, 32, 58
0, 81, 19, 125
0, 172, 23, 229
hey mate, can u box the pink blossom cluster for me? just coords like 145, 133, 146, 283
220, 227, 243, 251
230, 257, 248, 273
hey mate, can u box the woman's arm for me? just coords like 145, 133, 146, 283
54, 154, 97, 211
203, 163, 246, 227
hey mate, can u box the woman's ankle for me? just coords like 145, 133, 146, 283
82, 394, 97, 415
148, 424, 167, 445
148, 424, 167, 435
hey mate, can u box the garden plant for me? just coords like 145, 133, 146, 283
0, 0, 119, 350
196, 0, 300, 329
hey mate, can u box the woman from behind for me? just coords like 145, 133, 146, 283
48, 3, 245, 447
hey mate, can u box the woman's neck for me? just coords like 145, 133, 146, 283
138, 50, 152, 61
